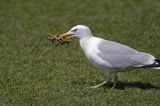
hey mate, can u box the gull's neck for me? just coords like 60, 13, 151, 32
79, 34, 94, 52
80, 35, 93, 40
78, 31, 93, 40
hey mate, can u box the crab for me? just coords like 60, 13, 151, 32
48, 34, 70, 45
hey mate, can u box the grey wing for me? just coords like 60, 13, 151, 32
98, 40, 155, 69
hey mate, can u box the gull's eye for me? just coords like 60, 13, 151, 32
72, 29, 78, 33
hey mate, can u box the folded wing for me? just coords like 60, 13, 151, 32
98, 39, 155, 69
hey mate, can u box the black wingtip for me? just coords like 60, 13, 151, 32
155, 59, 160, 63
138, 59, 160, 68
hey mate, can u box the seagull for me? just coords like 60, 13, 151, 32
59, 25, 160, 88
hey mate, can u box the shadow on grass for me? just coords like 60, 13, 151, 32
103, 81, 160, 90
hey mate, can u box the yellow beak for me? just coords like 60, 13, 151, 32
59, 32, 73, 40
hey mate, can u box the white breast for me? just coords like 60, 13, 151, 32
80, 37, 114, 72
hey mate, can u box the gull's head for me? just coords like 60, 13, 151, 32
59, 25, 93, 40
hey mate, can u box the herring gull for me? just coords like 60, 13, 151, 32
59, 25, 160, 88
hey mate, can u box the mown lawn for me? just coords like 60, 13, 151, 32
0, 0, 160, 105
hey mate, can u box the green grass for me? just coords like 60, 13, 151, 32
1, 0, 160, 105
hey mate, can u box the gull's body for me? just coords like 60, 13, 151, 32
80, 36, 155, 71
60, 25, 160, 88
